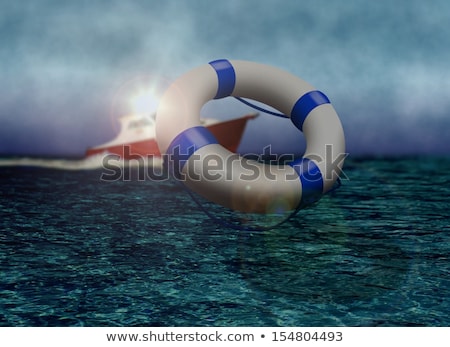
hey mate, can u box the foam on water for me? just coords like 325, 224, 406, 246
0, 155, 163, 171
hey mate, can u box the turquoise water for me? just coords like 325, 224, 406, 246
0, 157, 449, 326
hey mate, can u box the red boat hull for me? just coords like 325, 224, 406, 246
86, 114, 256, 159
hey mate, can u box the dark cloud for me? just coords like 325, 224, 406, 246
0, 0, 449, 156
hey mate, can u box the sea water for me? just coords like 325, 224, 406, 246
0, 157, 449, 326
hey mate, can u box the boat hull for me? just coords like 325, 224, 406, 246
86, 114, 256, 159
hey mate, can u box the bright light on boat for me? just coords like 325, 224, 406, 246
130, 88, 160, 115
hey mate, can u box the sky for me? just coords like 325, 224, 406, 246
1, 0, 449, 157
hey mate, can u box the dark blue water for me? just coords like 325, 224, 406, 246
1, 157, 449, 326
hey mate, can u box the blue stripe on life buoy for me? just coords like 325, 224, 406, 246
289, 158, 324, 206
290, 90, 330, 131
167, 126, 218, 179
209, 59, 236, 99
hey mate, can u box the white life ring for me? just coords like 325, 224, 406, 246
156, 59, 345, 214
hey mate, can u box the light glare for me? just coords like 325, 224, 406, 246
130, 88, 160, 115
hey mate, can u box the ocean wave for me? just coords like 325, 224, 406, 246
0, 154, 163, 170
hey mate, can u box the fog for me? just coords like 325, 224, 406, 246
1, 0, 449, 156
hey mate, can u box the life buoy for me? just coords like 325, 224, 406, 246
156, 59, 345, 214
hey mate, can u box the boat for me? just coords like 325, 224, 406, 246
85, 112, 258, 160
